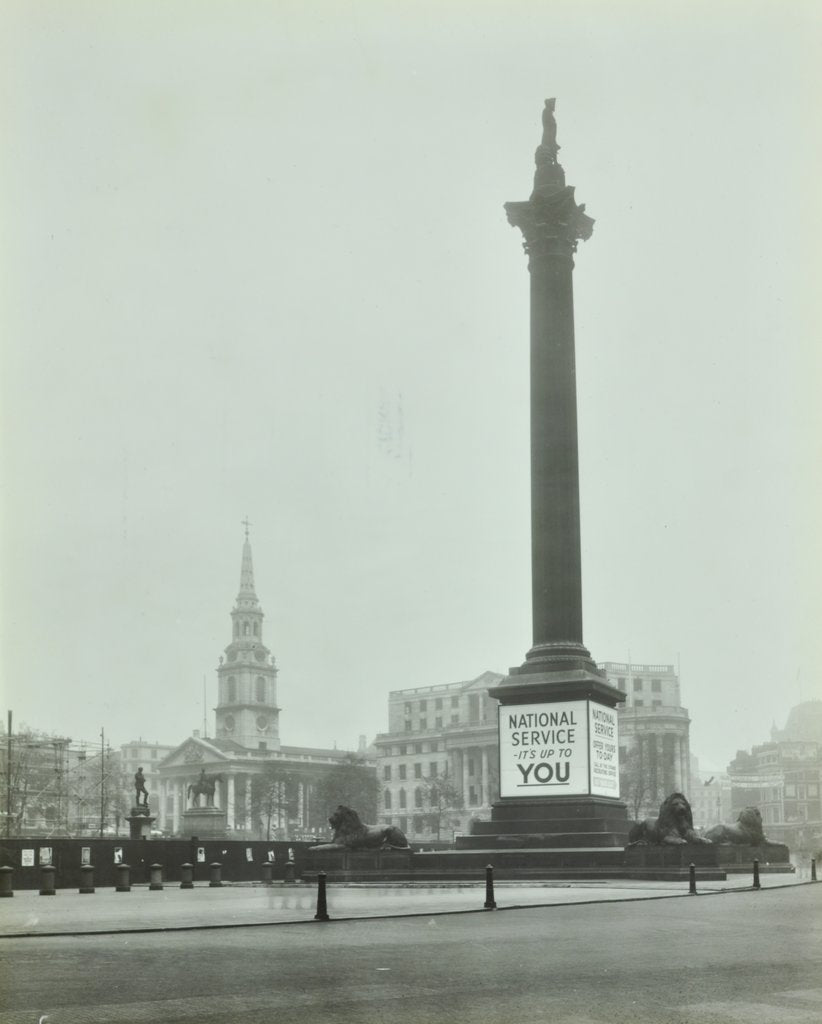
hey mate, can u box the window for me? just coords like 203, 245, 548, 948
633, 678, 643, 691
234, 622, 240, 638
651, 679, 662, 692
634, 699, 644, 707
404, 702, 412, 715
255, 677, 266, 702
404, 720, 412, 732
435, 717, 442, 729
451, 696, 459, 708
435, 698, 443, 710
785, 784, 796, 797
258, 742, 267, 750
419, 700, 427, 711
243, 622, 250, 636
414, 744, 422, 754
468, 694, 480, 722
617, 677, 626, 691
398, 816, 408, 832
652, 700, 662, 708
429, 762, 438, 776
412, 815, 424, 832
414, 787, 423, 808
399, 765, 407, 780
253, 622, 259, 636
469, 785, 477, 805
227, 677, 237, 702
383, 765, 392, 781
384, 790, 392, 810
399, 789, 407, 809
414, 763, 422, 779
468, 758, 475, 776
450, 714, 459, 725
808, 784, 819, 797
399, 745, 407, 756
419, 718, 427, 730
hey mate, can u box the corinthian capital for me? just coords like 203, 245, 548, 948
505, 187, 594, 265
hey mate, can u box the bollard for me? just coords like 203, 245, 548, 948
752, 858, 761, 890
0, 865, 13, 898
484, 864, 497, 910
149, 864, 163, 891
688, 863, 697, 896
812, 858, 817, 883
209, 862, 223, 888
180, 862, 194, 889
79, 864, 95, 894
314, 871, 330, 921
261, 861, 273, 885
284, 861, 296, 885
115, 863, 131, 892
40, 864, 56, 896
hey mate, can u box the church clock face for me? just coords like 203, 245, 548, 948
256, 715, 268, 731
224, 715, 235, 732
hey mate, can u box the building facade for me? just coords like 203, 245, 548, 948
727, 701, 822, 849
603, 662, 692, 820
154, 531, 375, 839
374, 671, 503, 841
374, 660, 694, 840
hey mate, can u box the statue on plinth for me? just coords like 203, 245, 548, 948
310, 805, 410, 851
540, 98, 560, 160
187, 768, 220, 808
627, 792, 712, 846
134, 767, 150, 809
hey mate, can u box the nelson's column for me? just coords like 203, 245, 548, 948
478, 101, 629, 852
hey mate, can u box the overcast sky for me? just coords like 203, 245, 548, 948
1, 1, 820, 771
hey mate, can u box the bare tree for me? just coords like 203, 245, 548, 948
421, 769, 464, 841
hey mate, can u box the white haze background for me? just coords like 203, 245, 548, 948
2, 1, 820, 770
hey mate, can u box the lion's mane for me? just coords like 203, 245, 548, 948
310, 805, 410, 852
627, 792, 711, 846
704, 806, 767, 845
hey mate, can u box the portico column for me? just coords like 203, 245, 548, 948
680, 740, 691, 796
462, 749, 470, 803
227, 774, 235, 830
672, 737, 682, 790
172, 781, 180, 833
481, 748, 489, 805
655, 735, 665, 800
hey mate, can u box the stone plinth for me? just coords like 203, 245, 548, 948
181, 806, 227, 839
624, 841, 793, 880
126, 806, 156, 840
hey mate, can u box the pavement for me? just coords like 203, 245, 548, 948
0, 881, 819, 1024
0, 870, 808, 936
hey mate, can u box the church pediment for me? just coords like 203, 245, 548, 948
159, 736, 231, 768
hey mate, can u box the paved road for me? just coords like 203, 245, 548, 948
1, 884, 819, 1023
0, 873, 798, 937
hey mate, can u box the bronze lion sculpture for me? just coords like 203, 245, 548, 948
310, 805, 410, 851
627, 792, 712, 846
704, 806, 767, 845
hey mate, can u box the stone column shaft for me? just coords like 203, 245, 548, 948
227, 774, 235, 830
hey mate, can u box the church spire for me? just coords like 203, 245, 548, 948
236, 518, 259, 610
